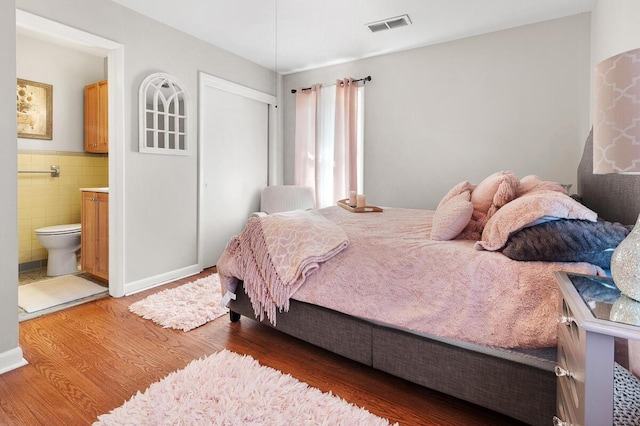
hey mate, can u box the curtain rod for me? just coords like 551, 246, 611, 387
291, 75, 372, 94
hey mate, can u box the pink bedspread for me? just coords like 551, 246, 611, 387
219, 206, 604, 348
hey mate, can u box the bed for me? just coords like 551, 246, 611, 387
217, 130, 640, 426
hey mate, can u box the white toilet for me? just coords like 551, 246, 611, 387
35, 223, 82, 277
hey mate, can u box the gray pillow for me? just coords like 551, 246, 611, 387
502, 219, 630, 268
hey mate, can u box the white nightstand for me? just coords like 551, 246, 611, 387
554, 271, 640, 426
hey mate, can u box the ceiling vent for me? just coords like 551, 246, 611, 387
366, 14, 412, 33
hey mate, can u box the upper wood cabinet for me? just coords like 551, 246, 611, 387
84, 79, 108, 153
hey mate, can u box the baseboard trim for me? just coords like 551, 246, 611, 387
123, 264, 201, 296
19, 259, 47, 273
0, 347, 28, 375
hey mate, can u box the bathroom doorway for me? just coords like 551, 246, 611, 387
15, 10, 125, 320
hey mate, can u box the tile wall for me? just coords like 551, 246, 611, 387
17, 151, 108, 267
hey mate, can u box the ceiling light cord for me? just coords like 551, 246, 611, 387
274, 0, 278, 108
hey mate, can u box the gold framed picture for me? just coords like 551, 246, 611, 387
17, 78, 52, 140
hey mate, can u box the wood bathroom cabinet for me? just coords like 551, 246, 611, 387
82, 191, 108, 281
84, 79, 108, 153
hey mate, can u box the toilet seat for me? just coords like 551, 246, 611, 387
35, 223, 81, 235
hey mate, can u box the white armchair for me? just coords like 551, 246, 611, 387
251, 185, 316, 217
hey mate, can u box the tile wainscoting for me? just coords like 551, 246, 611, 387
17, 151, 108, 267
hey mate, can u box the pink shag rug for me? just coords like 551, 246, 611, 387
128, 273, 227, 332
95, 350, 396, 425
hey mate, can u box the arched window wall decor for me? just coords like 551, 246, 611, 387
139, 73, 189, 155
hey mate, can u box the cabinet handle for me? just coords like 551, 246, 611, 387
554, 365, 574, 378
552, 415, 572, 426
557, 313, 575, 325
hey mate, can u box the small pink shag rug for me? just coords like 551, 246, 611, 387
128, 273, 227, 332
95, 350, 397, 425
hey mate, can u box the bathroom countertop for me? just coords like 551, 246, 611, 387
80, 187, 109, 193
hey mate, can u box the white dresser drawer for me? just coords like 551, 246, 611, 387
559, 298, 583, 348
557, 325, 584, 423
555, 393, 578, 426
554, 272, 633, 426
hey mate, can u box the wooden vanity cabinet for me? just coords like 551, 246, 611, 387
84, 79, 108, 153
82, 191, 108, 281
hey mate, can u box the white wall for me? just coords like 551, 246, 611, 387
283, 14, 592, 209
17, 34, 105, 152
0, 0, 27, 374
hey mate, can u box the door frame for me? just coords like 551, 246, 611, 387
16, 10, 126, 297
197, 72, 277, 268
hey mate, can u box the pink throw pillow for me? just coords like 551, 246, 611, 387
437, 181, 475, 209
470, 171, 519, 220
517, 175, 568, 197
431, 191, 474, 241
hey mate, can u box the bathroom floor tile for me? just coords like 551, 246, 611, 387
19, 267, 49, 285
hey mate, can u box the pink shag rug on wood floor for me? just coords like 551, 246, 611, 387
95, 350, 397, 425
128, 273, 228, 332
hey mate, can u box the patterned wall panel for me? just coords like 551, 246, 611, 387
593, 47, 640, 174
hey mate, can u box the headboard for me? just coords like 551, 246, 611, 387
577, 129, 640, 225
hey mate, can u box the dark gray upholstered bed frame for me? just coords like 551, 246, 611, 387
228, 130, 640, 426
578, 130, 640, 226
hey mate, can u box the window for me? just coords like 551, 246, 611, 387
294, 81, 365, 208
139, 73, 189, 155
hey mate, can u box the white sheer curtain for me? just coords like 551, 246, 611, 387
293, 85, 318, 192
294, 79, 364, 208
316, 85, 336, 208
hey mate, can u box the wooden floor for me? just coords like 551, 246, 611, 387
1, 269, 524, 425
